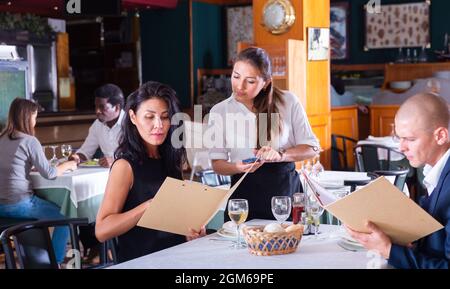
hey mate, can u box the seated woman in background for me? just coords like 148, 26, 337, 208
95, 81, 205, 263
0, 98, 78, 265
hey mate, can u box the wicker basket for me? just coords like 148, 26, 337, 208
243, 224, 304, 256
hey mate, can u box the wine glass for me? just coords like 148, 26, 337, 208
311, 155, 324, 178
271, 196, 291, 224
307, 195, 324, 238
61, 144, 72, 161
49, 145, 59, 167
332, 190, 349, 226
303, 160, 313, 175
227, 199, 248, 249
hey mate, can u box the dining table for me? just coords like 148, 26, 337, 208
30, 167, 109, 222
109, 219, 389, 269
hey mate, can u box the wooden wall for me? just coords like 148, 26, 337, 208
253, 0, 304, 45
370, 105, 400, 137
253, 0, 331, 168
56, 33, 76, 111
35, 114, 96, 155
331, 105, 359, 168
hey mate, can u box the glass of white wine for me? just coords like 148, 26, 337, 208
227, 199, 248, 249
61, 144, 72, 161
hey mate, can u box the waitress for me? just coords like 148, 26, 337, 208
208, 47, 320, 221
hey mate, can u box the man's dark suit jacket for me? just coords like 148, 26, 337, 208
389, 156, 450, 268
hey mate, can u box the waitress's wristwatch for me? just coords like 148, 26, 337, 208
278, 148, 287, 161
312, 146, 320, 153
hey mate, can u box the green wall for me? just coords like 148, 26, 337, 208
333, 0, 450, 64
192, 2, 227, 98
140, 1, 226, 108
139, 1, 190, 107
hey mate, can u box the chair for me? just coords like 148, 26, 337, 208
331, 134, 357, 171
0, 218, 88, 269
218, 175, 231, 185
374, 168, 410, 192
0, 217, 37, 255
195, 170, 222, 187
98, 238, 118, 268
343, 172, 379, 192
0, 217, 37, 235
353, 143, 406, 172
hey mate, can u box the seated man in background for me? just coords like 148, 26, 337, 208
70, 83, 125, 168
70, 83, 125, 263
346, 92, 450, 269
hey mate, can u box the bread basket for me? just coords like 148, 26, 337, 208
243, 224, 303, 256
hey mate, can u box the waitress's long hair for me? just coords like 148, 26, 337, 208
234, 47, 284, 145
0, 98, 40, 140
115, 81, 186, 178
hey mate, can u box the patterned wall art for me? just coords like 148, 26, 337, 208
226, 6, 253, 66
330, 2, 349, 60
365, 1, 430, 49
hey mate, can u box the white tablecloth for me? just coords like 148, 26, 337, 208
312, 170, 409, 197
109, 220, 389, 269
30, 167, 109, 208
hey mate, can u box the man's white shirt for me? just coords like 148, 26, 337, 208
76, 110, 125, 159
423, 148, 450, 196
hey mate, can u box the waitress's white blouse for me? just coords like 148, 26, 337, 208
208, 91, 320, 162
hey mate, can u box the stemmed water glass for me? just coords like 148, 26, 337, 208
271, 196, 292, 224
49, 145, 59, 167
332, 190, 349, 225
61, 144, 72, 161
227, 199, 248, 249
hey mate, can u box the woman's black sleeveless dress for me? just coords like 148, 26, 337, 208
116, 156, 185, 263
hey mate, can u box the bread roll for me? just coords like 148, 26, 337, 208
263, 223, 285, 233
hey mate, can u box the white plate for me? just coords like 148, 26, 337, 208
217, 228, 237, 239
337, 230, 364, 246
337, 239, 366, 251
79, 162, 101, 168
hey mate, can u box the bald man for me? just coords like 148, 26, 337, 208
346, 93, 450, 269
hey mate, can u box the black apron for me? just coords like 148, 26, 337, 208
225, 162, 302, 221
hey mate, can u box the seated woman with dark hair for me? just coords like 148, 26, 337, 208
95, 81, 205, 263
0, 98, 78, 265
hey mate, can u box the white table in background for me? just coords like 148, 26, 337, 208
30, 167, 109, 222
109, 219, 388, 269
313, 170, 409, 197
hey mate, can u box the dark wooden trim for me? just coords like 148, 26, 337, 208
193, 0, 251, 5
331, 63, 385, 71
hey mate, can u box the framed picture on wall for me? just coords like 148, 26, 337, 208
307, 27, 330, 61
330, 2, 349, 60
365, 1, 430, 49
226, 6, 253, 66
